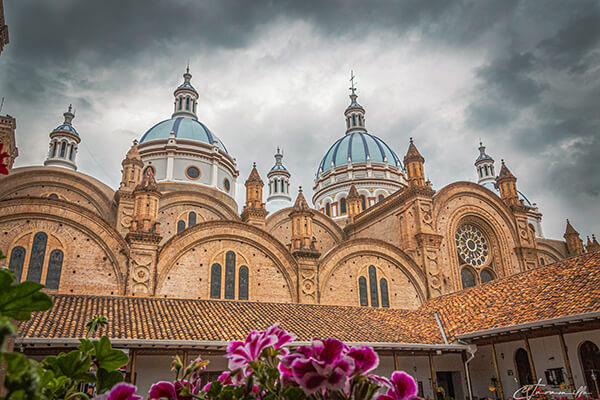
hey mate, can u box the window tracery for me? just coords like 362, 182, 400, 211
209, 250, 249, 300
8, 231, 65, 289
358, 265, 390, 308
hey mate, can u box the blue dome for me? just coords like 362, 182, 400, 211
139, 117, 228, 153
177, 82, 197, 91
270, 164, 288, 172
318, 132, 402, 176
53, 124, 78, 135
481, 182, 532, 206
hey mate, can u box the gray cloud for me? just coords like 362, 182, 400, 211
1, 0, 599, 240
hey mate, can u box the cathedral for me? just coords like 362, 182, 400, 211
2, 69, 600, 399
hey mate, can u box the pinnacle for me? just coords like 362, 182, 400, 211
293, 187, 310, 211
347, 184, 360, 200
565, 219, 579, 235
404, 138, 424, 163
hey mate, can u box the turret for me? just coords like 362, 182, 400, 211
172, 66, 199, 120
346, 184, 362, 218
120, 140, 144, 191
241, 162, 268, 227
564, 219, 585, 256
586, 235, 600, 253
266, 147, 292, 213
129, 168, 162, 236
495, 160, 519, 206
290, 187, 317, 252
44, 105, 80, 170
475, 141, 495, 185
404, 138, 426, 188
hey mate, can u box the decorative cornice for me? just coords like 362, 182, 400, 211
415, 233, 444, 248
126, 231, 162, 245
292, 248, 321, 259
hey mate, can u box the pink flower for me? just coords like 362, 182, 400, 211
202, 371, 234, 392
376, 371, 418, 400
290, 338, 355, 394
92, 383, 142, 400
149, 381, 176, 399
347, 346, 379, 375
225, 323, 296, 374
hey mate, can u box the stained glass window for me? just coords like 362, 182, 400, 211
188, 212, 197, 227
177, 220, 185, 233
26, 232, 47, 283
210, 263, 221, 299
224, 251, 236, 299
360, 195, 366, 211
8, 246, 26, 282
340, 198, 347, 214
461, 267, 476, 289
456, 224, 489, 266
239, 266, 249, 300
378, 194, 384, 202
325, 203, 330, 216
46, 249, 64, 290
358, 276, 368, 306
380, 278, 390, 308
480, 268, 494, 284
368, 265, 379, 307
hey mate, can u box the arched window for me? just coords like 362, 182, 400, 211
188, 212, 197, 227
461, 266, 476, 289
48, 193, 59, 199
210, 263, 222, 299
515, 348, 534, 386
580, 341, 600, 398
325, 203, 331, 217
346, 118, 350, 129
274, 179, 278, 193
177, 220, 186, 233
378, 194, 384, 202
8, 246, 26, 282
60, 142, 67, 158
238, 266, 249, 300
352, 115, 356, 126
193, 102, 197, 113
380, 278, 390, 308
27, 232, 48, 283
358, 276, 368, 306
45, 249, 63, 290
368, 265, 379, 307
480, 268, 495, 284
491, 166, 495, 175
69, 144, 75, 160
178, 97, 183, 110
358, 115, 362, 125
339, 198, 347, 214
52, 142, 58, 158
360, 195, 366, 211
540, 257, 545, 265
224, 251, 236, 299
186, 97, 190, 110
484, 165, 489, 176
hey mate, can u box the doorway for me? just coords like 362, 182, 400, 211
580, 341, 600, 397
436, 371, 455, 400
515, 348, 533, 386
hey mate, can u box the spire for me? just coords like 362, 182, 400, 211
44, 105, 81, 171
563, 219, 585, 256
120, 140, 144, 191
293, 186, 310, 211
129, 167, 162, 236
404, 138, 426, 187
497, 159, 515, 179
475, 141, 495, 185
172, 67, 199, 120
241, 162, 268, 227
125, 139, 142, 161
344, 71, 366, 134
247, 162, 263, 184
346, 184, 362, 218
495, 159, 520, 206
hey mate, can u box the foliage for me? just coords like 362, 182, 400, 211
0, 251, 129, 400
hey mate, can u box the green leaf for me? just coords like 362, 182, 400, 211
208, 379, 223, 397
78, 338, 94, 354
54, 350, 95, 382
282, 386, 306, 400
96, 368, 124, 394
92, 336, 129, 371
0, 269, 53, 320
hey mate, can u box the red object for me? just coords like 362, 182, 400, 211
0, 143, 9, 175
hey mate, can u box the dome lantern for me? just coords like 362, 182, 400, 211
172, 66, 199, 120
266, 147, 292, 213
44, 104, 81, 171
475, 141, 495, 185
344, 71, 366, 135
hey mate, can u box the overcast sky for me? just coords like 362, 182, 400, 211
1, 0, 599, 241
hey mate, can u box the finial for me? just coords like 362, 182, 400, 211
186, 60, 190, 74
133, 139, 138, 145
501, 159, 505, 164
349, 70, 357, 96
298, 186, 303, 192
409, 137, 413, 143
68, 104, 72, 113
253, 161, 256, 167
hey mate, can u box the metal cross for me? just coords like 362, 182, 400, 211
349, 70, 357, 96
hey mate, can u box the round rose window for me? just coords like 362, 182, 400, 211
455, 224, 489, 266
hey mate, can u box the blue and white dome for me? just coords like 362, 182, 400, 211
139, 117, 228, 153
53, 123, 78, 136
317, 131, 402, 177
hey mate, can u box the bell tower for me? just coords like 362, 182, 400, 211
241, 163, 268, 227
44, 105, 81, 171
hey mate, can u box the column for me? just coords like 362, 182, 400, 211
491, 342, 505, 400
558, 331, 576, 392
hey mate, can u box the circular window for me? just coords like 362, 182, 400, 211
223, 178, 231, 192
143, 165, 156, 175
455, 224, 489, 266
185, 165, 201, 180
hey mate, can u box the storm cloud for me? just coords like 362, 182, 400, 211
1, 0, 598, 240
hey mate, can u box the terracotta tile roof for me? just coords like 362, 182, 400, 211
18, 296, 444, 344
422, 251, 600, 340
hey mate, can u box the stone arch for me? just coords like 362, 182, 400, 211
0, 167, 116, 222
156, 220, 298, 302
433, 182, 522, 292
318, 239, 427, 309
0, 198, 128, 295
265, 207, 345, 256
